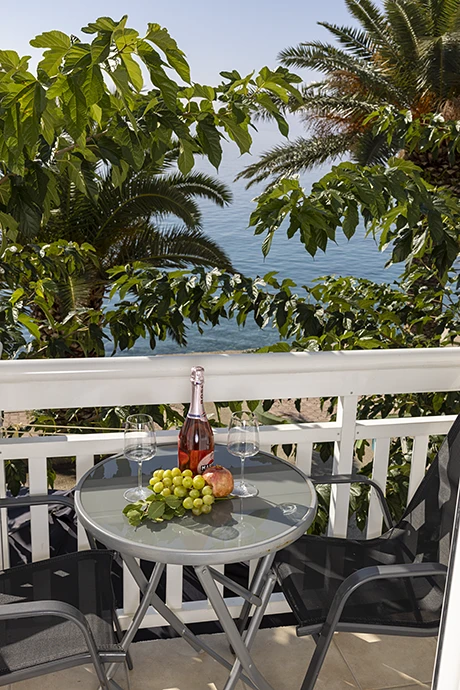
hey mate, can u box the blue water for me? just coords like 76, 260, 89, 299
117, 133, 401, 356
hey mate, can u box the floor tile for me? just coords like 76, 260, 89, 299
14, 627, 361, 690
333, 633, 435, 689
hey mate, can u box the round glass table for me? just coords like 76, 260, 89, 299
75, 444, 317, 690
75, 443, 316, 566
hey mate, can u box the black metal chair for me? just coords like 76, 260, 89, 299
0, 494, 127, 689
273, 414, 460, 690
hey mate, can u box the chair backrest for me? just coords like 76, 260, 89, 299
396, 414, 460, 566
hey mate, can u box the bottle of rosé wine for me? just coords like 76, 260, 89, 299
178, 366, 214, 474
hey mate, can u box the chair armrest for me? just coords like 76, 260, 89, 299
0, 494, 74, 510
300, 562, 447, 638
0, 599, 96, 647
312, 474, 395, 530
0, 599, 112, 665
0, 599, 87, 625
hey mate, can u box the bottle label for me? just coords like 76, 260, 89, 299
197, 451, 214, 474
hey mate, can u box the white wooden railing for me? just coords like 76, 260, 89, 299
0, 348, 459, 630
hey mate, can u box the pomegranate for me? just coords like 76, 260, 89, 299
202, 465, 234, 498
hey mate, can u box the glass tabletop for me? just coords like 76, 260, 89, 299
75, 444, 317, 566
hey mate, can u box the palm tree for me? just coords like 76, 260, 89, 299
34, 165, 233, 312
239, 0, 460, 187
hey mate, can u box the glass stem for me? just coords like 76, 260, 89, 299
138, 462, 143, 493
241, 456, 245, 486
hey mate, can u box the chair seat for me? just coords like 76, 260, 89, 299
273, 533, 445, 633
0, 550, 121, 676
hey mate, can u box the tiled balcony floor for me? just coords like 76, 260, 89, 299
15, 627, 435, 690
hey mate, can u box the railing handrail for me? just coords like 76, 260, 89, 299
1, 347, 460, 412
1, 347, 460, 380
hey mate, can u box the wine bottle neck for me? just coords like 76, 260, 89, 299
188, 380, 206, 419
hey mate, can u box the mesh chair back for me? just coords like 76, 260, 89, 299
395, 414, 460, 566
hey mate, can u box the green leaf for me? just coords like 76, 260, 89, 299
0, 212, 18, 239
17, 313, 41, 340
273, 111, 289, 137
150, 68, 179, 111
109, 65, 132, 98
0, 50, 22, 70
145, 23, 191, 83
342, 202, 359, 239
148, 501, 165, 520
197, 118, 222, 169
263, 81, 290, 103
127, 510, 143, 527
178, 139, 195, 174
82, 66, 105, 105
221, 117, 252, 154
121, 54, 143, 91
38, 48, 68, 77
145, 23, 180, 52
81, 17, 119, 34
30, 30, 71, 50
164, 495, 182, 510
10, 288, 24, 306
427, 210, 445, 245
62, 76, 87, 142
262, 231, 275, 257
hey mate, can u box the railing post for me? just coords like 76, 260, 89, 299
76, 454, 94, 550
28, 456, 50, 562
166, 565, 184, 610
328, 395, 358, 538
408, 435, 429, 502
367, 437, 391, 538
296, 442, 313, 476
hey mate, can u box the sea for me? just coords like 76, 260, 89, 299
116, 130, 401, 356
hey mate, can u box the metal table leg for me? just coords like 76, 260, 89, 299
111, 554, 276, 690
236, 555, 275, 635
223, 569, 277, 690
196, 560, 277, 690
106, 560, 165, 679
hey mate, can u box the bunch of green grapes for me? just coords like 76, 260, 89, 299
149, 467, 215, 516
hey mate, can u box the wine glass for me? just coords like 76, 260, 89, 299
227, 411, 259, 498
123, 414, 157, 502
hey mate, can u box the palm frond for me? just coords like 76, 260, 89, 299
92, 175, 205, 245
162, 172, 232, 206
279, 42, 407, 104
431, 0, 460, 33
257, 0, 460, 188
40, 157, 234, 284
50, 273, 96, 315
236, 133, 354, 187
40, 175, 100, 245
107, 225, 234, 271
345, 0, 397, 51
354, 128, 397, 164
385, 1, 425, 65
318, 22, 376, 58
418, 32, 460, 98
297, 88, 381, 122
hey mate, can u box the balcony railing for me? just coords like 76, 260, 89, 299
0, 347, 458, 631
